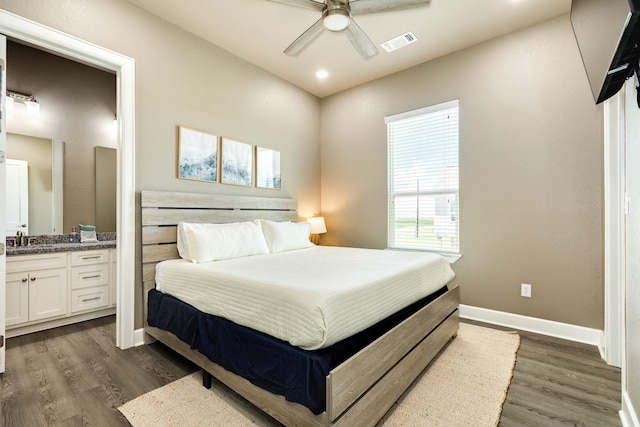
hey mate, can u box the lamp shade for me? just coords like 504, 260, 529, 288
307, 216, 327, 234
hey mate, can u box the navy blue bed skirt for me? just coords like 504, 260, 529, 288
147, 285, 447, 415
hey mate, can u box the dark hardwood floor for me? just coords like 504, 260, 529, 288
0, 316, 197, 426
497, 327, 622, 426
0, 316, 622, 426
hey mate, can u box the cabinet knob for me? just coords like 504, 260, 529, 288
30, 277, 36, 281
21, 278, 28, 283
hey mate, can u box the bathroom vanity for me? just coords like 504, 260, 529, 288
5, 237, 116, 337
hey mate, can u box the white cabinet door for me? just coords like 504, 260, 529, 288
6, 272, 28, 326
28, 267, 68, 322
6, 159, 29, 235
7, 265, 69, 325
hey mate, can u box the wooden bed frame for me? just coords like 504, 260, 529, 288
141, 190, 459, 427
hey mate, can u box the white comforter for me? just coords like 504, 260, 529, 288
155, 246, 455, 350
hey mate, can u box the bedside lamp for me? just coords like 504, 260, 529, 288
307, 216, 327, 245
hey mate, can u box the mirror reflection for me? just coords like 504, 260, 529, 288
6, 134, 63, 235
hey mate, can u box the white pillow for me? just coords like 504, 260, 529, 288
177, 221, 269, 263
258, 219, 314, 253
177, 222, 190, 260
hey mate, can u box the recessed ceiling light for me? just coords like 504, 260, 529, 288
316, 69, 329, 79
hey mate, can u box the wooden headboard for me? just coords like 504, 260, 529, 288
141, 190, 298, 298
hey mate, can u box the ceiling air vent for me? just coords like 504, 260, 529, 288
381, 32, 417, 53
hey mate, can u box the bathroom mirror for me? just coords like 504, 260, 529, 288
6, 133, 64, 235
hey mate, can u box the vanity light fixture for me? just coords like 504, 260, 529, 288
5, 95, 14, 111
25, 99, 40, 116
7, 89, 40, 116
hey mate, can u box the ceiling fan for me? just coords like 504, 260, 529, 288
266, 0, 431, 59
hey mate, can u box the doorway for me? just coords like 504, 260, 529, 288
0, 10, 135, 372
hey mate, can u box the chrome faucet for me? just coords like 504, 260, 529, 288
16, 231, 25, 247
7, 231, 31, 247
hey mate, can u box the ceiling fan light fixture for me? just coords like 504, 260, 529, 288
323, 9, 350, 31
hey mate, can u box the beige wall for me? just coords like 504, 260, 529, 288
320, 15, 604, 329
0, 0, 321, 328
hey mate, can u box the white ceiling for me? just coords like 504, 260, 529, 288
126, 0, 571, 98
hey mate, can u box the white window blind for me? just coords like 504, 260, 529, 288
386, 100, 459, 253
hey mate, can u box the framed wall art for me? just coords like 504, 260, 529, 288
256, 146, 281, 189
177, 126, 218, 183
221, 137, 253, 186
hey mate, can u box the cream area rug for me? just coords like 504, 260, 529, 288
119, 323, 520, 427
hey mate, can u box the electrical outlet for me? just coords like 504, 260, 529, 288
521, 283, 532, 298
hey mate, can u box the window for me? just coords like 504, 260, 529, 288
386, 100, 459, 254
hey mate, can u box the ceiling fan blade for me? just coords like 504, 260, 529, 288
344, 19, 378, 59
350, 0, 430, 15
265, 0, 325, 12
284, 18, 325, 56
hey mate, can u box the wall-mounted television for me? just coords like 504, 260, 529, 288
571, 0, 640, 104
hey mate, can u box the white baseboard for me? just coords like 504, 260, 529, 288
136, 307, 603, 349
621, 391, 640, 427
134, 327, 146, 347
459, 304, 602, 347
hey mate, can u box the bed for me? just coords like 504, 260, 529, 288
141, 190, 460, 427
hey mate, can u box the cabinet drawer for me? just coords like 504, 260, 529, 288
71, 286, 109, 313
71, 264, 109, 289
7, 252, 67, 273
71, 250, 109, 266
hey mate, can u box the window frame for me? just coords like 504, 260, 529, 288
385, 100, 460, 256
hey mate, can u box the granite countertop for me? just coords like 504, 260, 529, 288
7, 240, 116, 256
6, 232, 117, 256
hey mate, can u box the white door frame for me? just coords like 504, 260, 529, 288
0, 10, 136, 349
603, 91, 625, 368
1, 33, 8, 373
